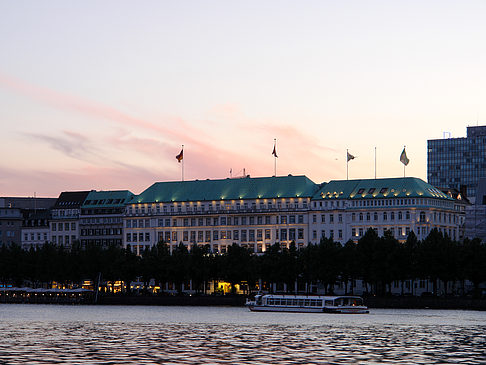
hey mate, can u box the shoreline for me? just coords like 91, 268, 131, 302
2, 294, 486, 310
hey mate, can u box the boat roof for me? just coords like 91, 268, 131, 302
260, 294, 362, 300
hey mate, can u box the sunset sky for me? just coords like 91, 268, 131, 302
1, 1, 486, 197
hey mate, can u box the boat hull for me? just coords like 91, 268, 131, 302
248, 305, 369, 314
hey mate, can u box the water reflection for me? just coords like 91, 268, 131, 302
0, 306, 485, 364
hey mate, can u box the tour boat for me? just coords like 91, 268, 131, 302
246, 294, 369, 314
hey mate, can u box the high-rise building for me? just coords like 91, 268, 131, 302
427, 125, 486, 202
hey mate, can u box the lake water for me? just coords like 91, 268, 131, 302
0, 304, 485, 364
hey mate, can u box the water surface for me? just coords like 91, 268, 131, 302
0, 305, 485, 364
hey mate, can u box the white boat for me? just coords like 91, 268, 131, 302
246, 294, 369, 314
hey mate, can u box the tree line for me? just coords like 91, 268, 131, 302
1, 228, 485, 297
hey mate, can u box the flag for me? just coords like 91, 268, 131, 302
400, 147, 409, 166
176, 149, 183, 163
347, 151, 355, 162
272, 143, 278, 158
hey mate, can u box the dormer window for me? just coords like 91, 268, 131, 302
368, 188, 375, 194
380, 187, 388, 194
357, 188, 365, 194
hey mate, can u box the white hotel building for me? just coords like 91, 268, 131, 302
123, 175, 466, 254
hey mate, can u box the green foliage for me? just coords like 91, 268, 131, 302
1, 230, 485, 297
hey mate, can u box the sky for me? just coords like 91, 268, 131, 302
1, 1, 486, 197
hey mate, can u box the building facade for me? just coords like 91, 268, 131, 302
428, 125, 486, 202
80, 190, 134, 247
123, 175, 465, 254
50, 191, 90, 249
310, 177, 466, 244
21, 209, 51, 250
123, 176, 317, 255
0, 197, 56, 247
0, 207, 23, 246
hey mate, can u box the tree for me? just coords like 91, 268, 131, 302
316, 237, 341, 294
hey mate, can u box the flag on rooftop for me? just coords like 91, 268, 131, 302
272, 142, 278, 158
400, 147, 409, 166
176, 149, 183, 163
347, 151, 355, 162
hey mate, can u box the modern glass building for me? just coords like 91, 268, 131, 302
427, 125, 486, 201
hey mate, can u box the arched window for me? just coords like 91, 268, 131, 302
419, 211, 426, 223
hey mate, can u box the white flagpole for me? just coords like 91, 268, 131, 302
182, 144, 184, 182
374, 147, 377, 179
403, 145, 406, 178
274, 138, 277, 177
346, 149, 349, 180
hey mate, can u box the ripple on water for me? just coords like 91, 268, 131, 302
0, 307, 485, 364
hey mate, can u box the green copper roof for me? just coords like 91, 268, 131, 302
82, 190, 135, 208
132, 175, 318, 204
312, 177, 453, 201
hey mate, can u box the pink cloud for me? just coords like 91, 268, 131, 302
0, 72, 345, 194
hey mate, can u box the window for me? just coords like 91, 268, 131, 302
419, 211, 426, 222
280, 229, 287, 241
206, 231, 211, 242
357, 188, 365, 194
383, 212, 388, 221
298, 215, 304, 224
289, 228, 296, 240
298, 228, 304, 240
265, 216, 271, 225
281, 216, 287, 224
338, 214, 342, 223
359, 213, 363, 221
234, 230, 239, 240
329, 214, 334, 223
373, 212, 378, 221
398, 211, 403, 220
352, 228, 356, 237
321, 214, 326, 223
406, 211, 410, 220
338, 230, 342, 239
329, 230, 334, 239
380, 187, 388, 194
241, 230, 247, 242
312, 215, 317, 223
249, 230, 255, 241
257, 229, 263, 241
366, 213, 371, 221
312, 230, 317, 239
183, 231, 188, 241
368, 188, 375, 194
213, 231, 219, 241
71, 223, 76, 230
